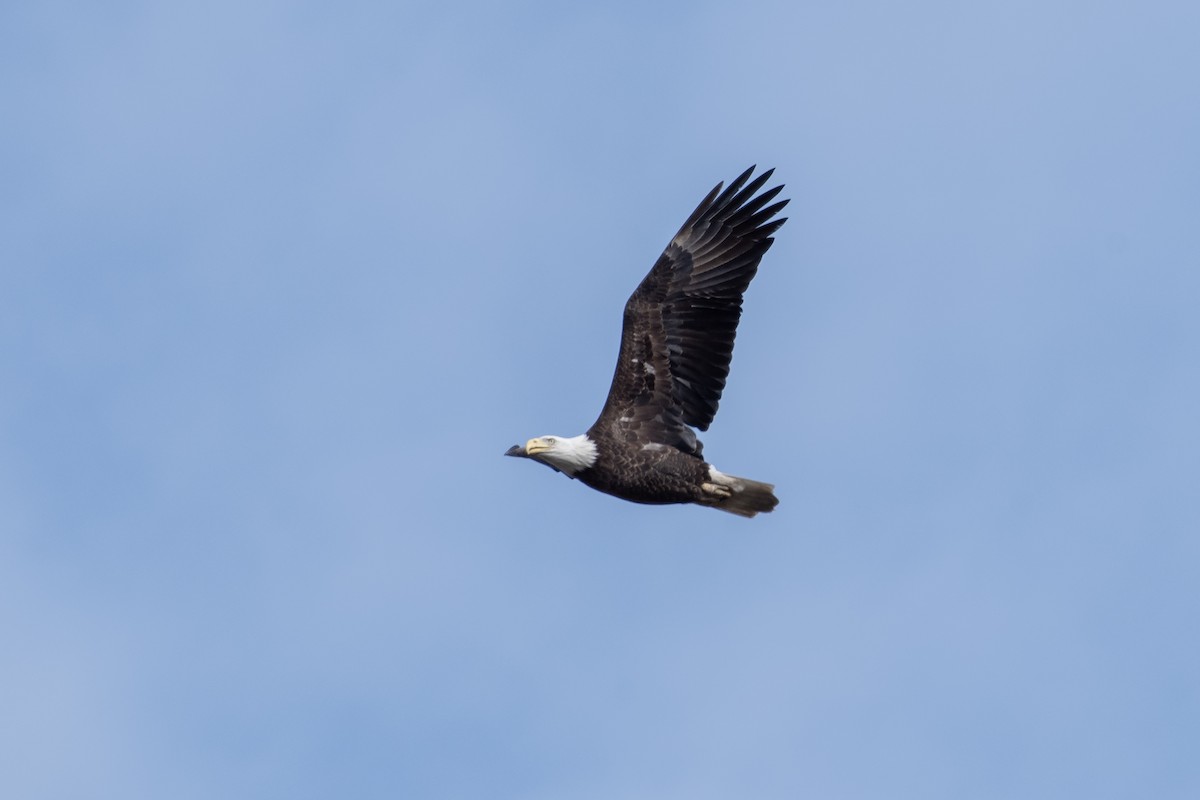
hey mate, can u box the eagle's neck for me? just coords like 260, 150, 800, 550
544, 434, 599, 476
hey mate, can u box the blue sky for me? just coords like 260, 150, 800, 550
3, 1, 1198, 797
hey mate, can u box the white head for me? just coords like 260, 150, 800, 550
504, 434, 598, 476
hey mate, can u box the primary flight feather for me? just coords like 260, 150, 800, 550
506, 167, 788, 517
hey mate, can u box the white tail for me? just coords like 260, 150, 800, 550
705, 468, 779, 518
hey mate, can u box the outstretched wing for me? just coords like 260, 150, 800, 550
588, 167, 788, 457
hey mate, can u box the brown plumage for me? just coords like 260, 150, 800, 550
506, 167, 787, 517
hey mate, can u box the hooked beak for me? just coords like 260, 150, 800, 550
504, 444, 527, 457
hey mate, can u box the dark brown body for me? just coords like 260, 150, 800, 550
575, 437, 712, 505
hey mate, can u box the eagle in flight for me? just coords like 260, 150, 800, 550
506, 167, 787, 517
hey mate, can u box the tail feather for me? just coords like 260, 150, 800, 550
706, 469, 779, 518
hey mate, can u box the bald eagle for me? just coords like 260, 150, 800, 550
506, 167, 787, 517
